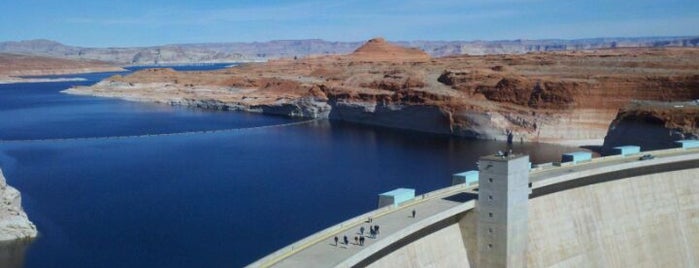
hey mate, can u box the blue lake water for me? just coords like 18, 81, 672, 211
0, 66, 579, 267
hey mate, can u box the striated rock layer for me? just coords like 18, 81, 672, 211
0, 168, 37, 243
66, 39, 699, 145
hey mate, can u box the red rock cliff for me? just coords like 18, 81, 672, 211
65, 39, 699, 145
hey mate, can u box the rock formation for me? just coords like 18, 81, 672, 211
349, 38, 430, 62
601, 100, 699, 154
0, 53, 123, 83
65, 39, 699, 145
0, 168, 37, 243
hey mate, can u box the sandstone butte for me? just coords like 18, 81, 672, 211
0, 53, 123, 83
65, 38, 699, 145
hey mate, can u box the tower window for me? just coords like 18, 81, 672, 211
488, 195, 493, 200
488, 228, 493, 233
488, 178, 493, 183
489, 212, 493, 217
488, 244, 493, 248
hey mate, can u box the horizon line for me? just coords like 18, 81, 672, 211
1, 34, 698, 49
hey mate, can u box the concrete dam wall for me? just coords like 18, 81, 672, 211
368, 166, 699, 267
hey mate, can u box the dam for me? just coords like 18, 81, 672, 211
249, 144, 699, 267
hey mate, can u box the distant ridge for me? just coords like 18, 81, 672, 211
1, 36, 697, 65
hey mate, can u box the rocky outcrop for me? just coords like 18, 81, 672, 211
601, 100, 699, 154
350, 38, 430, 62
65, 39, 699, 145
0, 168, 37, 243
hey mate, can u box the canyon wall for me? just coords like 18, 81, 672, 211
65, 40, 699, 145
602, 100, 699, 154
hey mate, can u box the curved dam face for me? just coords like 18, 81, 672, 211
368, 166, 699, 267
528, 167, 699, 267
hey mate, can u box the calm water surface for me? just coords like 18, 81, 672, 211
0, 65, 579, 267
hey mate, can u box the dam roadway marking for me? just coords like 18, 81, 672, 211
249, 146, 699, 267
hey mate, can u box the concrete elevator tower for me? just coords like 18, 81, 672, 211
477, 154, 530, 268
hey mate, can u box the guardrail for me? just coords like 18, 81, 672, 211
248, 183, 475, 267
337, 200, 477, 267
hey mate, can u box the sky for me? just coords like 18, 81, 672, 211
1, 0, 698, 47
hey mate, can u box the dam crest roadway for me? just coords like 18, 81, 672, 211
250, 145, 699, 267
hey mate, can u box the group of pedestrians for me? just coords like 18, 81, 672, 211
331, 208, 421, 250
333, 209, 420, 248
333, 224, 381, 248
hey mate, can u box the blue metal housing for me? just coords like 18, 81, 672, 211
452, 170, 479, 186
561, 151, 592, 164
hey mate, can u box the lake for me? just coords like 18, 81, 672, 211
0, 65, 579, 267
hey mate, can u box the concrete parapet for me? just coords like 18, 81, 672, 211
250, 183, 471, 267
346, 201, 475, 267
254, 147, 699, 267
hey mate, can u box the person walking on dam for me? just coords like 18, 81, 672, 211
343, 235, 348, 245
360, 226, 365, 235
334, 236, 338, 246
412, 209, 416, 218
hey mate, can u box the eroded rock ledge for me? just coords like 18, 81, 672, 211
0, 168, 37, 242
602, 100, 699, 154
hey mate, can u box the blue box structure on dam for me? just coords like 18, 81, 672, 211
452, 170, 479, 186
378, 188, 415, 208
561, 151, 592, 164
612, 145, 641, 156
677, 140, 699, 149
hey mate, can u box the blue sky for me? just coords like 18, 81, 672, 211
2, 0, 698, 47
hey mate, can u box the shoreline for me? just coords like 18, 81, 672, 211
0, 76, 87, 84
62, 86, 606, 147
